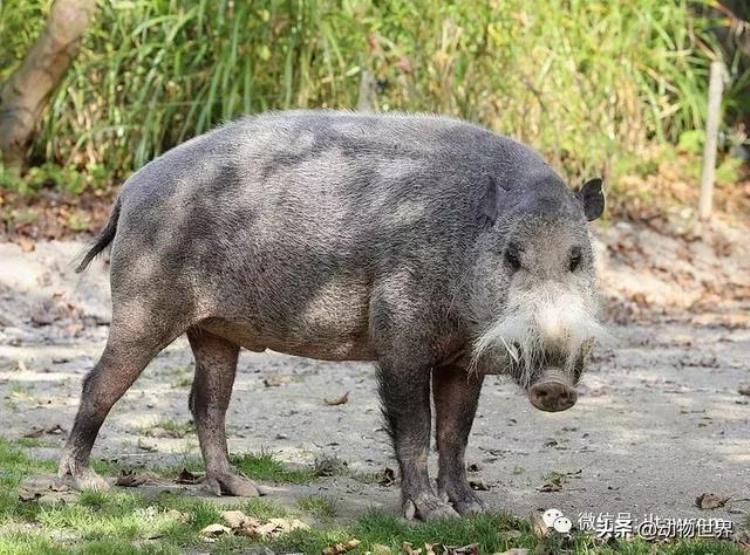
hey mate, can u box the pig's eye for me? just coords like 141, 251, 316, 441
505, 243, 522, 271
569, 247, 582, 272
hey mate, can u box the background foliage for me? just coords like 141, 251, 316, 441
0, 0, 747, 189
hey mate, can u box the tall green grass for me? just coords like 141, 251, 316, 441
0, 0, 737, 184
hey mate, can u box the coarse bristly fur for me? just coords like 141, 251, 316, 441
470, 280, 608, 387
466, 206, 608, 387
63, 110, 607, 520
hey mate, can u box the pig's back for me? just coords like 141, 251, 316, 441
118, 110, 553, 244
108, 111, 558, 357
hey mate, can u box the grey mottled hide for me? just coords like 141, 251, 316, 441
61, 110, 604, 520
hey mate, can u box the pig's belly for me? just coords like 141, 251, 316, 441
196, 270, 379, 361
198, 317, 377, 361
197, 281, 377, 361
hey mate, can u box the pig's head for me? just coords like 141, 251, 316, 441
466, 176, 606, 412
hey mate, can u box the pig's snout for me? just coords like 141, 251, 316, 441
528, 381, 577, 412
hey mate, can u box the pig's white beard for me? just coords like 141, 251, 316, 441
470, 284, 607, 386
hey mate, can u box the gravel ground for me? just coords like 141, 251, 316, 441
0, 238, 748, 531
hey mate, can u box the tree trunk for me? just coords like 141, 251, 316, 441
0, 0, 96, 168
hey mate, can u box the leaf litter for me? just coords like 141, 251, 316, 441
197, 509, 310, 542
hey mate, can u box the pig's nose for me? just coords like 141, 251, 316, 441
528, 382, 577, 412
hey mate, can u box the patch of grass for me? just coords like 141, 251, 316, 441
243, 497, 288, 520
15, 437, 56, 449
298, 495, 337, 519
34, 493, 202, 545
231, 452, 317, 484
354, 510, 533, 553
269, 510, 539, 553
89, 457, 135, 478
0, 532, 65, 555
0, 438, 227, 552
89, 455, 206, 483
88, 450, 313, 489
0, 437, 56, 486
271, 509, 746, 554
0, 438, 745, 553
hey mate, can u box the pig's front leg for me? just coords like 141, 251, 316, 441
377, 364, 459, 520
433, 365, 485, 514
187, 329, 261, 497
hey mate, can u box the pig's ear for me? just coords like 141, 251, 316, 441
576, 178, 605, 221
478, 176, 505, 226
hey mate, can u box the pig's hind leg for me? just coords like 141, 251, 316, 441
187, 327, 261, 497
58, 312, 186, 491
433, 365, 486, 514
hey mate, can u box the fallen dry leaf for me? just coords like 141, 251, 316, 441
495, 549, 529, 555
445, 544, 479, 554
538, 481, 562, 493
18, 479, 78, 505
538, 469, 581, 492
220, 510, 252, 529
378, 467, 396, 486
18, 490, 40, 502
17, 237, 35, 253
531, 513, 550, 538
262, 517, 309, 536
324, 391, 350, 406
166, 509, 190, 523
29, 298, 76, 326
175, 468, 203, 484
315, 455, 346, 477
219, 509, 309, 539
23, 424, 67, 438
115, 470, 160, 487
322, 538, 361, 554
696, 492, 730, 509
401, 542, 422, 555
199, 523, 231, 541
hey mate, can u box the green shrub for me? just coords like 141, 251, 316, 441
0, 0, 740, 186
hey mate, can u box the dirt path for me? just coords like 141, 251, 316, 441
0, 238, 748, 530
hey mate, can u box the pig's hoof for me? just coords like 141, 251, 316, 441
75, 468, 111, 492
403, 495, 460, 521
205, 471, 262, 497
440, 487, 486, 515
65, 469, 111, 492
58, 456, 111, 492
452, 495, 486, 515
